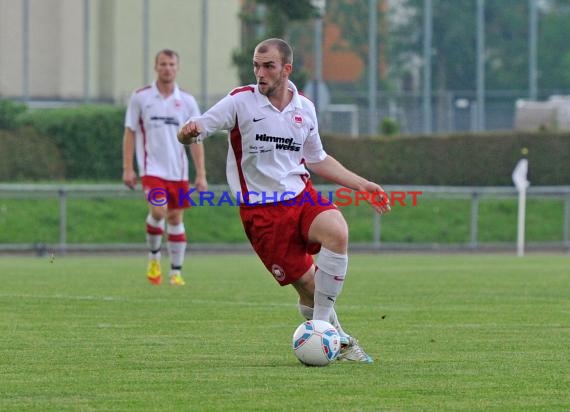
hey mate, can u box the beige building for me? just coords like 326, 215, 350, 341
0, 0, 241, 106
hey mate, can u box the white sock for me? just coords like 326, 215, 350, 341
313, 247, 348, 321
146, 215, 164, 258
167, 223, 187, 272
298, 303, 349, 338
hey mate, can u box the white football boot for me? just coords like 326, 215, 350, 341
338, 336, 374, 363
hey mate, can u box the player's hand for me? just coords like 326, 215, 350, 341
361, 181, 391, 215
123, 169, 137, 190
177, 121, 202, 145
194, 175, 208, 192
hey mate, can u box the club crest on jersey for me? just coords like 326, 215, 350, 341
174, 100, 182, 108
292, 113, 304, 128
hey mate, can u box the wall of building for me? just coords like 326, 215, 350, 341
0, 0, 240, 105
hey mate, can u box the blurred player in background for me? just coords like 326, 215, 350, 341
123, 49, 207, 286
177, 38, 391, 362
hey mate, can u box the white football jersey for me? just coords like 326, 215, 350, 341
190, 80, 327, 203
125, 82, 200, 181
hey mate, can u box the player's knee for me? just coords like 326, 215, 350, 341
166, 209, 183, 225
150, 206, 167, 221
322, 218, 348, 250
310, 211, 348, 248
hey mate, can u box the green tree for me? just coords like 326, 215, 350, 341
393, 0, 570, 93
399, 0, 478, 92
232, 0, 318, 86
325, 0, 392, 90
485, 0, 543, 90
538, 6, 570, 91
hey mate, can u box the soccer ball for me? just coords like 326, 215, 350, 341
292, 320, 341, 366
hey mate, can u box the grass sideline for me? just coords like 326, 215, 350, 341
1, 254, 569, 411
0, 196, 566, 245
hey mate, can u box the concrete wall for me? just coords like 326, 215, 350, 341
0, 0, 241, 105
0, 1, 24, 96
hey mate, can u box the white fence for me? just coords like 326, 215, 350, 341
1, 183, 569, 254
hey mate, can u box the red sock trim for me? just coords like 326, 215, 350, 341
168, 233, 187, 242
146, 224, 164, 235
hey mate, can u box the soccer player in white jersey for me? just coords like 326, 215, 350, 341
178, 38, 391, 362
123, 49, 207, 286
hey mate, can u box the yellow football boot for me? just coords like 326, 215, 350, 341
146, 259, 162, 285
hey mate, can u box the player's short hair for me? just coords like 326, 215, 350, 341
254, 38, 293, 65
155, 49, 179, 64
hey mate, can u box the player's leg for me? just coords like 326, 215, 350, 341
306, 209, 373, 363
166, 208, 186, 286
146, 202, 166, 284
292, 266, 349, 339
165, 180, 192, 286
307, 209, 348, 322
292, 268, 371, 362
297, 297, 371, 362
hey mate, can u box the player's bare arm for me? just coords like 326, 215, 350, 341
306, 156, 391, 215
189, 143, 208, 192
122, 127, 137, 189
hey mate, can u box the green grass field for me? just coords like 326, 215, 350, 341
1, 254, 568, 411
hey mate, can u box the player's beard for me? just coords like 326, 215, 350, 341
259, 71, 286, 98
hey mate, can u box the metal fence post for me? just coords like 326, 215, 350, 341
470, 191, 479, 249
59, 188, 67, 255
373, 212, 381, 249
563, 196, 570, 248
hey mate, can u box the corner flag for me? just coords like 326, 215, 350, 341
512, 158, 529, 191
512, 157, 530, 257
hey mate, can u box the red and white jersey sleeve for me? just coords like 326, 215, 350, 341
125, 82, 200, 181
189, 81, 327, 202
